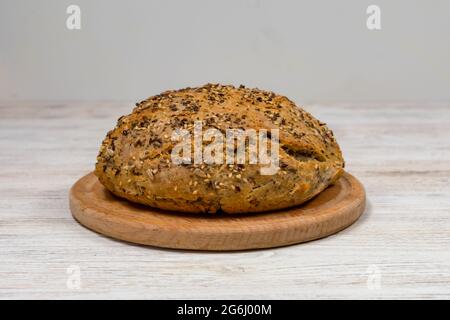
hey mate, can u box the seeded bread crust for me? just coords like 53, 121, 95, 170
95, 84, 344, 214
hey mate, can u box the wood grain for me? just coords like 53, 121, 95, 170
1, 101, 450, 299
70, 172, 365, 251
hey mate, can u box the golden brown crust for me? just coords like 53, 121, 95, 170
95, 84, 345, 214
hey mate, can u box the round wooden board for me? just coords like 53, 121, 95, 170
69, 172, 365, 251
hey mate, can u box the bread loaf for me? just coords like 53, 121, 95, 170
95, 84, 344, 214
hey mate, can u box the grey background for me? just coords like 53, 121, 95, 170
1, 0, 449, 102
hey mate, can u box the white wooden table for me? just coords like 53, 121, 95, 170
1, 101, 449, 299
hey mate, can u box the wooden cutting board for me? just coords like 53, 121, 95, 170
69, 172, 365, 251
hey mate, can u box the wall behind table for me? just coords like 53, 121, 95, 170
1, 0, 450, 102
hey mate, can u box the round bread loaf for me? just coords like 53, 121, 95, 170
95, 84, 344, 214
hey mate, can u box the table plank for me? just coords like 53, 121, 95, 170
1, 101, 449, 299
